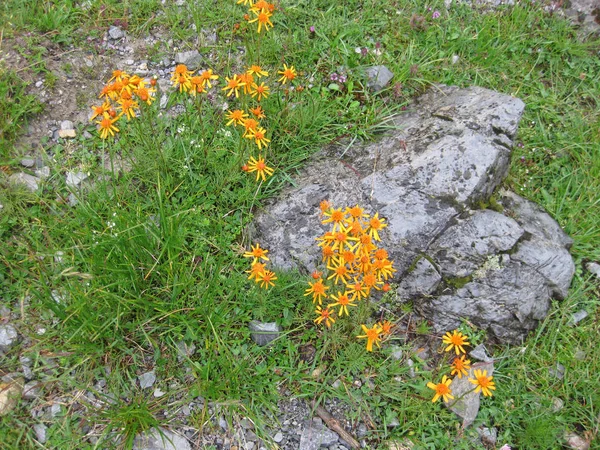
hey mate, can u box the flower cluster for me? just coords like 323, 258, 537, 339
427, 330, 496, 403
238, 0, 276, 34
170, 64, 219, 97
91, 69, 157, 139
306, 202, 396, 351
243, 242, 277, 289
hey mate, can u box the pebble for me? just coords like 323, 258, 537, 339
20, 158, 35, 168
153, 388, 165, 398
451, 54, 460, 64
66, 171, 88, 187
570, 310, 588, 325
549, 362, 566, 380
60, 120, 74, 130
35, 80, 44, 88
108, 26, 125, 40
138, 371, 156, 389
8, 173, 40, 192
20, 356, 33, 380
35, 167, 50, 179
33, 424, 47, 443
0, 324, 19, 352
406, 359, 415, 378
273, 431, 284, 443
249, 321, 280, 346
58, 129, 77, 139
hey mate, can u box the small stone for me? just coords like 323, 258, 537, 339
447, 362, 494, 428
60, 120, 74, 131
244, 442, 255, 450
48, 403, 61, 418
249, 321, 280, 346
240, 418, 254, 430
23, 381, 41, 400
390, 346, 403, 360
0, 324, 19, 352
9, 173, 40, 192
331, 379, 342, 389
273, 432, 284, 443
20, 356, 33, 380
299, 418, 339, 449
552, 397, 564, 412
133, 427, 191, 450
138, 371, 156, 389
478, 426, 497, 447
174, 50, 202, 69
406, 359, 415, 378
83, 130, 93, 139
0, 376, 24, 416
20, 158, 35, 168
564, 432, 590, 450
58, 129, 76, 139
469, 344, 493, 363
54, 251, 64, 264
586, 262, 600, 278
175, 341, 196, 360
364, 65, 394, 92
159, 94, 168, 109
108, 26, 125, 40
138, 62, 148, 71
218, 416, 228, 431
153, 388, 165, 397
66, 171, 88, 187
570, 310, 588, 325
35, 81, 43, 88
549, 363, 566, 380
33, 424, 47, 443
451, 55, 460, 64
574, 349, 586, 360
126, 59, 135, 65
181, 405, 191, 416
387, 416, 400, 428
35, 167, 50, 179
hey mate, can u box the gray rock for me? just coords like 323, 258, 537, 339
174, 50, 202, 69
48, 403, 61, 418
202, 28, 218, 45
175, 341, 196, 360
66, 171, 88, 188
564, 432, 591, 450
20, 158, 35, 168
0, 324, 19, 352
469, 344, 493, 363
273, 431, 284, 443
249, 321, 280, 346
35, 167, 50, 179
33, 423, 47, 444
406, 359, 415, 378
447, 362, 494, 427
299, 418, 339, 450
20, 356, 33, 380
570, 310, 588, 325
364, 65, 394, 92
133, 427, 191, 450
586, 261, 600, 278
549, 362, 566, 380
552, 397, 564, 412
478, 426, 497, 448
153, 388, 165, 398
389, 346, 403, 361
251, 85, 574, 343
138, 371, 156, 389
9, 173, 40, 192
108, 26, 125, 40
159, 94, 168, 109
60, 120, 74, 131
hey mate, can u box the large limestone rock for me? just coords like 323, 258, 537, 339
252, 85, 575, 343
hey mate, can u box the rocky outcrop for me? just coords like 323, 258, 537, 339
251, 85, 575, 343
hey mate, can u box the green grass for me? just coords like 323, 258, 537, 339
1, 1, 600, 449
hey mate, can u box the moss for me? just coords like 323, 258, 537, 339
444, 275, 472, 289
475, 194, 504, 213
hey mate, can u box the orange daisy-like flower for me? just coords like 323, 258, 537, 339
134, 85, 156, 105
367, 212, 388, 241
246, 155, 274, 182
225, 109, 249, 127
362, 271, 383, 294
326, 259, 350, 285
248, 9, 274, 33
378, 320, 394, 336
199, 69, 219, 88
98, 84, 112, 100
256, 270, 277, 289
442, 330, 470, 355
246, 127, 270, 150
304, 279, 329, 305
238, 72, 254, 95
108, 69, 127, 83
189, 76, 207, 96
246, 261, 266, 281
247, 65, 269, 78
117, 97, 139, 120
242, 118, 259, 137
221, 75, 246, 98
250, 82, 270, 101
357, 324, 382, 352
250, 105, 266, 119
277, 64, 297, 84
321, 207, 346, 231
347, 279, 367, 301
90, 102, 111, 121
314, 306, 335, 328
321, 245, 335, 264
319, 200, 331, 214
451, 355, 471, 379
328, 291, 356, 317
427, 375, 454, 403
243, 243, 269, 262
345, 205, 367, 222
311, 271, 323, 280
96, 113, 119, 139
250, 0, 270, 11
173, 74, 192, 93
373, 258, 396, 281
469, 369, 496, 397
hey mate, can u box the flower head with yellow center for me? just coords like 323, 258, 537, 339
328, 291, 356, 317
304, 279, 329, 305
250, 105, 266, 119
250, 82, 270, 101
247, 261, 266, 281
90, 102, 111, 121
189, 76, 207, 96
451, 355, 471, 379
378, 320, 394, 336
469, 369, 496, 397
243, 243, 269, 263
134, 85, 156, 105
247, 65, 269, 78
246, 155, 274, 182
326, 259, 350, 285
347, 279, 367, 301
242, 118, 259, 137
321, 245, 335, 264
427, 375, 454, 403
238, 73, 254, 95
277, 64, 297, 84
226, 109, 249, 127
357, 324, 382, 352
221, 75, 246, 98
367, 212, 387, 241
96, 113, 119, 139
321, 207, 346, 232
442, 329, 470, 355
257, 270, 277, 289
246, 127, 270, 150
314, 306, 335, 328
117, 97, 139, 120
199, 69, 219, 88
248, 8, 273, 33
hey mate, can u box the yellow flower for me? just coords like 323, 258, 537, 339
247, 261, 266, 281
96, 113, 119, 139
373, 258, 396, 281
277, 64, 297, 84
90, 102, 111, 121
469, 369, 496, 397
326, 259, 350, 286
237, 0, 254, 5
347, 279, 367, 301
362, 271, 382, 294
250, 105, 266, 119
328, 291, 356, 317
321, 207, 346, 232
256, 270, 277, 289
117, 97, 139, 120
246, 127, 270, 150
357, 324, 382, 352
246, 155, 274, 182
225, 109, 248, 127
247, 65, 269, 78
250, 82, 270, 101
199, 69, 219, 88
321, 245, 335, 264
250, 0, 269, 11
345, 205, 367, 222
314, 306, 335, 328
451, 355, 471, 379
238, 73, 255, 95
367, 212, 387, 241
378, 320, 394, 336
173, 74, 192, 93
243, 243, 269, 262
427, 375, 454, 403
134, 84, 156, 105
304, 279, 329, 305
241, 118, 259, 137
248, 9, 274, 33
221, 75, 246, 98
189, 76, 207, 96
108, 69, 128, 83
442, 330, 470, 355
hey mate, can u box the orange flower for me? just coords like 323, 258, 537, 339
304, 279, 329, 305
250, 105, 266, 119
243, 243, 269, 262
199, 69, 219, 88
248, 9, 274, 33
378, 320, 394, 336
246, 127, 270, 150
427, 376, 454, 403
469, 369, 496, 397
314, 306, 335, 328
246, 261, 266, 281
96, 113, 119, 139
221, 75, 245, 98
367, 212, 387, 241
246, 155, 274, 182
90, 102, 111, 120
189, 76, 207, 96
357, 324, 382, 352
247, 65, 269, 78
257, 270, 277, 289
226, 109, 248, 127
451, 355, 471, 379
277, 64, 297, 84
250, 82, 270, 101
442, 330, 470, 355
238, 72, 254, 95
328, 291, 356, 317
